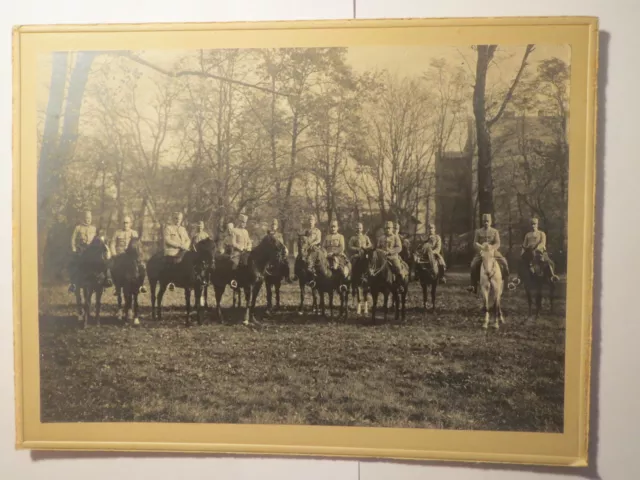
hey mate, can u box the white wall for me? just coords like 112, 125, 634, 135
2, 1, 638, 478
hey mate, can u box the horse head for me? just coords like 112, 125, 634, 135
125, 236, 143, 259
193, 238, 216, 286
479, 243, 499, 279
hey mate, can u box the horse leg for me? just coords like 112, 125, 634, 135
319, 291, 326, 318
421, 280, 428, 312
214, 286, 225, 323
83, 287, 92, 328
95, 288, 103, 327
526, 285, 534, 321
133, 293, 141, 326
195, 286, 203, 326
157, 283, 167, 321
431, 282, 437, 312
482, 289, 490, 329
250, 283, 262, 324
265, 281, 273, 315
298, 280, 305, 316
116, 286, 124, 320
75, 288, 83, 322
150, 280, 157, 321
536, 285, 543, 320
549, 282, 555, 314
185, 288, 192, 327
329, 290, 334, 319
497, 293, 505, 327
383, 291, 389, 323
312, 287, 319, 316
371, 290, 378, 325
275, 281, 281, 311
363, 286, 369, 316
393, 290, 400, 322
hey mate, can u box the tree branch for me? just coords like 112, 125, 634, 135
487, 44, 535, 128
117, 51, 289, 96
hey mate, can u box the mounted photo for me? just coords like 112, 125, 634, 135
13, 17, 598, 466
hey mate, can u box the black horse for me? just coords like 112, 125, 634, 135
294, 235, 320, 316
413, 245, 440, 312
350, 248, 371, 316
146, 238, 216, 326
264, 238, 289, 315
361, 247, 408, 324
513, 248, 557, 320
210, 235, 283, 325
300, 247, 350, 320
111, 236, 146, 326
74, 234, 111, 328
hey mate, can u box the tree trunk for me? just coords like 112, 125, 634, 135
473, 46, 495, 224
37, 52, 69, 276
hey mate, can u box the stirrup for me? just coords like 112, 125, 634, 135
168, 282, 175, 291
230, 279, 238, 289
551, 274, 560, 282
139, 286, 147, 294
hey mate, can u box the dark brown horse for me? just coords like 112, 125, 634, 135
300, 247, 350, 320
264, 237, 289, 315
74, 234, 111, 328
512, 247, 556, 320
350, 248, 371, 316
294, 235, 320, 316
361, 247, 408, 324
210, 235, 282, 325
111, 236, 146, 326
413, 245, 440, 312
146, 238, 216, 326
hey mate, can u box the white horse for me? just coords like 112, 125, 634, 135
478, 243, 505, 329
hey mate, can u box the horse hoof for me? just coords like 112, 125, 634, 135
133, 318, 140, 326
297, 310, 303, 316
139, 286, 147, 294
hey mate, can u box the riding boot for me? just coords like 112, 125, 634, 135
68, 284, 76, 294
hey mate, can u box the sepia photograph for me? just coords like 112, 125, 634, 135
13, 17, 597, 464
35, 41, 569, 431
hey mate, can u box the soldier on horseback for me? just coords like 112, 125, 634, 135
68, 210, 112, 293
376, 220, 408, 286
110, 215, 147, 294
468, 213, 510, 294
265, 218, 292, 282
347, 221, 373, 257
163, 212, 191, 291
190, 220, 210, 248
520, 217, 560, 282
323, 220, 349, 277
418, 223, 447, 284
300, 214, 322, 249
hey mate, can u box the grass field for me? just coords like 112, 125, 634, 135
38, 270, 565, 432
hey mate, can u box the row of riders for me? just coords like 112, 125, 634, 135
67, 210, 560, 329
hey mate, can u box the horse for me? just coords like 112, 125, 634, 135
301, 247, 350, 320
111, 236, 146, 326
210, 235, 282, 325
478, 243, 505, 330
264, 238, 289, 315
73, 234, 111, 328
399, 237, 414, 281
361, 247, 408, 324
294, 235, 320, 315
146, 238, 216, 326
349, 248, 371, 316
413, 244, 439, 312
512, 247, 556, 320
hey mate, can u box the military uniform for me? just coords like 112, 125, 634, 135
163, 224, 190, 262
376, 233, 406, 279
420, 234, 447, 269
470, 226, 509, 287
110, 228, 139, 256
348, 233, 373, 256
191, 230, 210, 248
323, 232, 348, 272
69, 223, 98, 290
521, 229, 558, 279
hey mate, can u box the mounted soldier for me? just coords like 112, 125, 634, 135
418, 223, 447, 284
520, 217, 560, 282
468, 213, 509, 294
376, 220, 408, 286
323, 219, 349, 277
265, 218, 292, 282
347, 221, 373, 258
110, 215, 147, 293
190, 220, 210, 249
163, 211, 191, 291
68, 210, 112, 293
